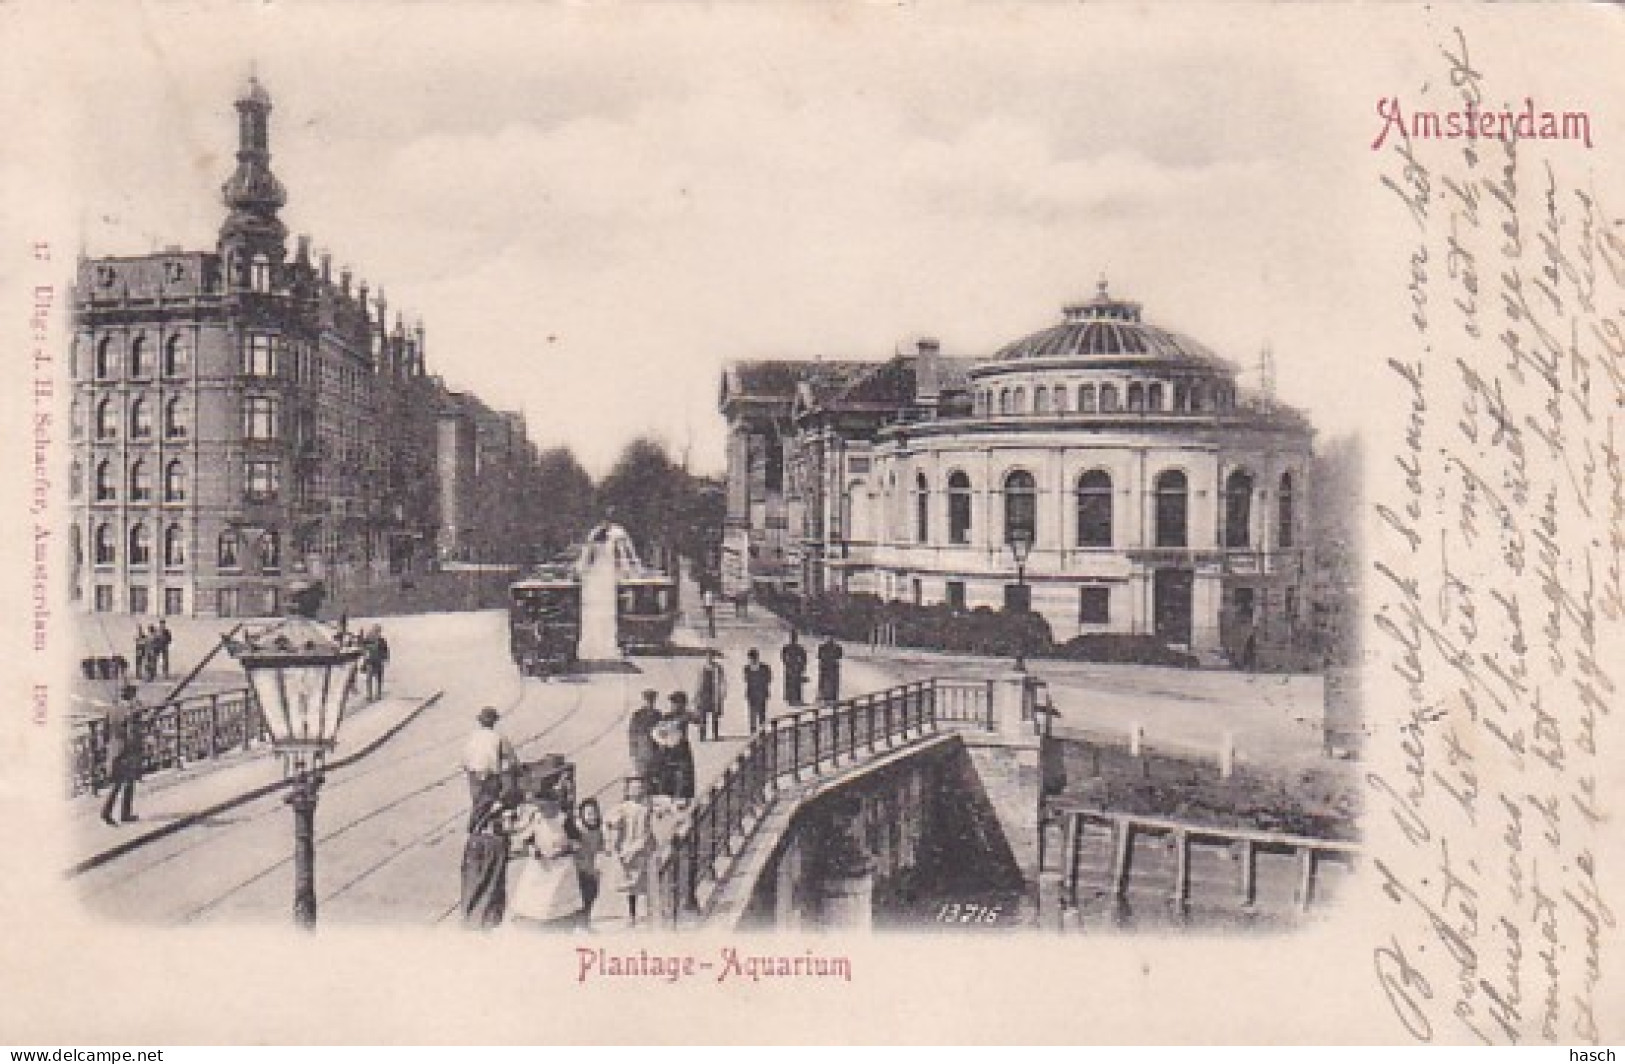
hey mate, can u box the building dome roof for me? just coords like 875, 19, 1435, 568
991, 280, 1228, 371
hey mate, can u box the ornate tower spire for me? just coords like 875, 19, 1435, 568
219, 73, 288, 284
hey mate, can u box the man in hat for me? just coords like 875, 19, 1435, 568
627, 689, 661, 787
694, 648, 727, 741
100, 684, 145, 826
463, 706, 518, 813
743, 647, 773, 734
817, 634, 844, 705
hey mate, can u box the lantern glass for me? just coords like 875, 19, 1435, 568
231, 613, 362, 761
1008, 528, 1034, 567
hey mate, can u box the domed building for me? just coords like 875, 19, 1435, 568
719, 281, 1315, 662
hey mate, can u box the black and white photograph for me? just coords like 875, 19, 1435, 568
1, 0, 1622, 1047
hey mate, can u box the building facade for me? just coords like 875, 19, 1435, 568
720, 284, 1317, 660
70, 78, 524, 616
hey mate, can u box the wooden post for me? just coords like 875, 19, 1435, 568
1171, 830, 1190, 923
1240, 839, 1258, 911
1297, 847, 1317, 912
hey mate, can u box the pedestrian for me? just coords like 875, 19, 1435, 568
459, 779, 516, 930
627, 688, 661, 787
154, 619, 173, 678
743, 647, 772, 733
701, 588, 717, 639
505, 794, 583, 930
651, 692, 697, 801
463, 706, 518, 816
100, 684, 145, 826
694, 648, 726, 741
133, 627, 151, 683
365, 625, 390, 700
734, 590, 750, 619
603, 777, 652, 928
817, 635, 844, 705
572, 797, 606, 931
781, 630, 808, 707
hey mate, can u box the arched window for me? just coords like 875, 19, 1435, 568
128, 524, 152, 567
95, 396, 117, 439
1189, 383, 1205, 412
251, 255, 271, 293
1035, 386, 1051, 414
1053, 386, 1069, 414
164, 460, 186, 502
914, 472, 930, 544
948, 471, 972, 545
1173, 382, 1189, 411
130, 397, 152, 438
218, 530, 241, 570
164, 525, 186, 568
259, 530, 281, 572
1100, 383, 1120, 412
95, 460, 116, 501
1278, 472, 1296, 548
1076, 470, 1113, 547
95, 336, 116, 379
1128, 382, 1146, 412
1003, 469, 1037, 546
998, 388, 1010, 415
129, 459, 152, 501
1148, 382, 1165, 411
1013, 387, 1027, 414
1155, 470, 1189, 548
94, 524, 116, 565
129, 335, 150, 378
163, 335, 190, 377
1079, 383, 1097, 413
1225, 470, 1254, 548
164, 396, 187, 439
70, 460, 83, 499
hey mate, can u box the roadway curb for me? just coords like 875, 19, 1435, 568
65, 691, 445, 879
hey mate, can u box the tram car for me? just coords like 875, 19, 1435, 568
508, 567, 581, 677
615, 568, 680, 653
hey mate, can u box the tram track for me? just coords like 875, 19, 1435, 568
175, 672, 608, 924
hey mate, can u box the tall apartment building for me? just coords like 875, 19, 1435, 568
69, 77, 444, 617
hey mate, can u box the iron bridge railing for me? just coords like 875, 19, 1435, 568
656, 676, 999, 924
68, 687, 265, 798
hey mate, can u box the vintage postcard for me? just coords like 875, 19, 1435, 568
0, 0, 1621, 1046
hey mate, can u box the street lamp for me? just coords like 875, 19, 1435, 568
226, 580, 363, 929
1007, 527, 1034, 672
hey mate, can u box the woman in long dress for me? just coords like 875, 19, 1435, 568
651, 692, 697, 801
459, 780, 515, 930
504, 795, 583, 930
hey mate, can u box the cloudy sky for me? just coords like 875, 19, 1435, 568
37, 4, 1484, 475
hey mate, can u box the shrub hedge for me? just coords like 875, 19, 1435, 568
758, 589, 1195, 667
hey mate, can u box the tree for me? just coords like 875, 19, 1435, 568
526, 446, 596, 563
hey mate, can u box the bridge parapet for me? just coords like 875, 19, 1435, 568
654, 673, 1056, 928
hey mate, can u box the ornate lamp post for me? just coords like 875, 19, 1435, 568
227, 580, 362, 929
1007, 527, 1034, 673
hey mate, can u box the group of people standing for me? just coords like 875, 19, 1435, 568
131, 621, 172, 682
459, 705, 679, 933
738, 630, 844, 732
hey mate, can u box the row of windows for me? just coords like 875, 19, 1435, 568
89, 334, 191, 381
80, 523, 280, 571
89, 585, 188, 616
80, 458, 189, 503
974, 378, 1238, 418
939, 579, 1111, 624
83, 394, 280, 441
888, 468, 1295, 550
76, 457, 280, 505
85, 395, 190, 440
